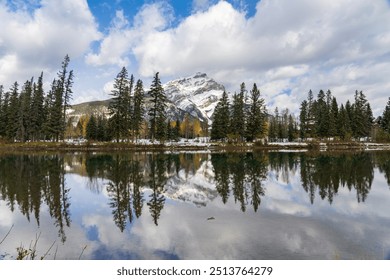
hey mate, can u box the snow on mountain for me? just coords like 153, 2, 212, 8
68, 73, 226, 124
164, 72, 225, 123
164, 158, 218, 207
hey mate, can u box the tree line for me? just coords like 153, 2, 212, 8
1, 61, 390, 143
0, 55, 73, 142
211, 82, 268, 142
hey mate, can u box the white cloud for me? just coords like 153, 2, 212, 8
0, 0, 100, 87
123, 0, 390, 114
85, 2, 174, 68
192, 0, 212, 12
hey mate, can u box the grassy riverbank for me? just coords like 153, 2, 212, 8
1, 139, 390, 152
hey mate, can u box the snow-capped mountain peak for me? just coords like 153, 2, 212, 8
163, 72, 225, 122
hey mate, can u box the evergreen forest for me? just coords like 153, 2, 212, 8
1, 60, 390, 144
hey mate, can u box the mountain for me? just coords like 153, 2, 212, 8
163, 72, 225, 123
68, 73, 226, 124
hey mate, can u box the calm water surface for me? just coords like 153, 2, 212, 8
0, 151, 390, 260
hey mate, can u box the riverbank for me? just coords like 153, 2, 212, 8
1, 139, 390, 152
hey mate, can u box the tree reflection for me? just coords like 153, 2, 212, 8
146, 154, 167, 226
270, 152, 375, 204
1, 150, 389, 240
0, 154, 70, 243
375, 152, 390, 188
210, 153, 267, 212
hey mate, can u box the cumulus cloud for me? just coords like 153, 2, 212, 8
88, 0, 390, 114
0, 0, 100, 86
85, 1, 174, 68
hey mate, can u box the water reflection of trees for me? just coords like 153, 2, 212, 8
0, 154, 70, 243
86, 153, 180, 230
268, 152, 381, 204
210, 153, 267, 212
1, 151, 389, 237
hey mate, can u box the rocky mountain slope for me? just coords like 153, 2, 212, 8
68, 73, 226, 124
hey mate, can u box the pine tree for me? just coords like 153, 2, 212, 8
230, 83, 246, 141
51, 80, 64, 141
246, 83, 266, 142
337, 104, 352, 140
288, 114, 296, 141
315, 90, 328, 138
125, 74, 134, 140
6, 82, 20, 141
299, 100, 308, 139
57, 55, 74, 140
86, 115, 97, 140
30, 73, 45, 141
211, 91, 230, 140
381, 97, 390, 134
148, 72, 167, 141
0, 85, 5, 138
329, 97, 338, 137
174, 118, 181, 140
109, 67, 129, 142
352, 90, 371, 139
132, 79, 145, 140
18, 79, 33, 142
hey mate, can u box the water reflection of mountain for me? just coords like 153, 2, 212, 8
0, 151, 389, 234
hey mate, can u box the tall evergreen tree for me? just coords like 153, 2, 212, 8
230, 83, 246, 141
132, 79, 145, 140
108, 67, 129, 142
148, 72, 167, 141
56, 55, 74, 140
86, 115, 97, 140
30, 73, 45, 141
18, 79, 33, 142
381, 97, 390, 134
125, 74, 134, 140
0, 85, 5, 138
337, 104, 352, 140
299, 100, 308, 139
6, 82, 20, 141
211, 91, 230, 140
329, 97, 338, 137
287, 114, 296, 141
246, 83, 266, 142
51, 80, 64, 141
352, 90, 371, 139
315, 90, 329, 138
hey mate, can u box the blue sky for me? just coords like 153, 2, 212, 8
0, 0, 390, 115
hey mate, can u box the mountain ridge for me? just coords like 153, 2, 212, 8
68, 72, 226, 124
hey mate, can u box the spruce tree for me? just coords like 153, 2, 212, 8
0, 85, 4, 138
174, 118, 181, 140
132, 79, 145, 140
329, 97, 338, 137
6, 82, 20, 141
86, 115, 97, 140
315, 90, 328, 138
125, 74, 134, 140
57, 55, 74, 140
245, 83, 266, 142
211, 91, 230, 140
109, 67, 129, 142
337, 104, 352, 140
288, 114, 296, 141
299, 100, 308, 139
352, 90, 371, 139
148, 72, 167, 141
18, 79, 33, 142
381, 97, 390, 134
230, 83, 246, 141
30, 73, 45, 141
